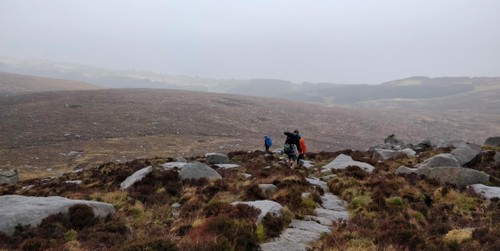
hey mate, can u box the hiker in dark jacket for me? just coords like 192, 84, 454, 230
264, 135, 272, 152
284, 131, 301, 153
284, 131, 299, 168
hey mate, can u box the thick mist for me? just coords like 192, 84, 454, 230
1, 0, 499, 84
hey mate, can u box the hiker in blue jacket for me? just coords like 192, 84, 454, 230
264, 135, 273, 152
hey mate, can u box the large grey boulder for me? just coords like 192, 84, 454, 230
232, 200, 282, 224
0, 195, 115, 235
0, 169, 19, 185
399, 166, 490, 186
450, 143, 481, 166
484, 137, 500, 147
372, 149, 405, 160
322, 154, 374, 173
179, 161, 222, 181
436, 140, 466, 149
418, 153, 460, 168
205, 153, 230, 164
258, 184, 279, 198
120, 166, 152, 190
469, 184, 500, 200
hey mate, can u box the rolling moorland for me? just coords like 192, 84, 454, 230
1, 72, 500, 179
0, 71, 500, 251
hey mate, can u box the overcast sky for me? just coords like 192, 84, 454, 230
1, 0, 499, 84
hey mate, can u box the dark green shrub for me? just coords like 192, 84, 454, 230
68, 204, 96, 229
262, 213, 285, 238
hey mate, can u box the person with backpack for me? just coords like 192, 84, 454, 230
264, 135, 273, 152
284, 131, 299, 168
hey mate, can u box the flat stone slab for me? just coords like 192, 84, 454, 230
304, 215, 334, 226
469, 184, 500, 200
321, 193, 347, 211
322, 154, 374, 173
314, 208, 349, 222
0, 195, 115, 235
306, 177, 328, 191
290, 219, 331, 234
120, 166, 152, 190
279, 228, 323, 244
260, 239, 307, 251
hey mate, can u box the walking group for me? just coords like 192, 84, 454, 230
264, 129, 307, 169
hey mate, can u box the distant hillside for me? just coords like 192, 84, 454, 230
1, 57, 499, 110
1, 88, 499, 173
0, 72, 101, 94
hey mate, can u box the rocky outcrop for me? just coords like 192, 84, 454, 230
322, 154, 374, 173
397, 166, 490, 186
120, 166, 152, 190
469, 184, 500, 200
484, 137, 500, 147
179, 161, 222, 181
0, 195, 115, 236
0, 169, 19, 185
412, 140, 434, 153
205, 153, 230, 164
232, 200, 283, 224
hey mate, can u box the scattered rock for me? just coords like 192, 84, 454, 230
418, 153, 460, 168
176, 156, 187, 163
469, 184, 500, 200
239, 173, 252, 179
171, 202, 181, 209
120, 166, 153, 190
214, 163, 240, 169
412, 140, 434, 152
322, 154, 374, 173
400, 148, 417, 157
64, 180, 82, 185
232, 200, 282, 224
436, 140, 466, 149
396, 166, 419, 175
0, 169, 19, 185
300, 160, 314, 169
0, 195, 115, 236
258, 184, 278, 198
205, 153, 230, 164
372, 149, 405, 160
384, 134, 405, 148
161, 162, 188, 170
484, 136, 500, 146
179, 161, 222, 181
450, 143, 481, 166
418, 167, 490, 186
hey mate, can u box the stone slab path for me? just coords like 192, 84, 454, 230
260, 177, 349, 251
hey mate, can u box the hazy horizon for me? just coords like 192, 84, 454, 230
1, 0, 499, 84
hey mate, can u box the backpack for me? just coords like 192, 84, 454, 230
283, 143, 293, 154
